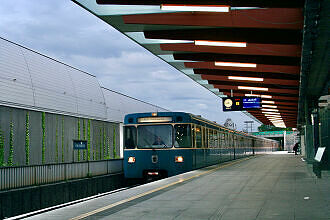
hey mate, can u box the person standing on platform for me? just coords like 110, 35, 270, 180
293, 142, 299, 155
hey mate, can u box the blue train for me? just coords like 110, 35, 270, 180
123, 112, 278, 180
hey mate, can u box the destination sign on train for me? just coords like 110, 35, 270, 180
138, 117, 172, 123
222, 97, 261, 111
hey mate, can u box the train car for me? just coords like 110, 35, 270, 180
123, 112, 278, 180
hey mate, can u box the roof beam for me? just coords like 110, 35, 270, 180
124, 9, 303, 30
223, 92, 298, 102
186, 62, 300, 74
174, 53, 300, 66
201, 75, 299, 87
194, 69, 300, 80
144, 28, 302, 45
160, 43, 301, 57
96, 0, 305, 8
216, 85, 298, 94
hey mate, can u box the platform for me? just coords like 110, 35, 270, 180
23, 153, 330, 220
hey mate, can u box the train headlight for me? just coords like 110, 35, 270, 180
175, 156, 184, 163
128, 157, 136, 163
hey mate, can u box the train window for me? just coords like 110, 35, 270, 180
137, 125, 172, 149
124, 126, 137, 149
209, 129, 215, 148
220, 132, 225, 148
191, 125, 196, 148
202, 127, 208, 148
195, 125, 202, 148
214, 131, 217, 148
174, 124, 191, 148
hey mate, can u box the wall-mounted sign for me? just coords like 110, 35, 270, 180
73, 140, 87, 150
222, 97, 261, 111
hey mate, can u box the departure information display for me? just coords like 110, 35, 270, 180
222, 97, 261, 111
242, 97, 262, 109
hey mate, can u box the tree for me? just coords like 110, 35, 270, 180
258, 124, 293, 132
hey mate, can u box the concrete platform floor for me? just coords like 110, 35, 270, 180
25, 153, 330, 220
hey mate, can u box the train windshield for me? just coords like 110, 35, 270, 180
137, 125, 172, 149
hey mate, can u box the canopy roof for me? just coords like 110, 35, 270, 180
73, 0, 307, 128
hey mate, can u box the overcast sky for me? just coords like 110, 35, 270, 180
0, 0, 261, 131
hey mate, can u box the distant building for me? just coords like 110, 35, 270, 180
0, 37, 168, 166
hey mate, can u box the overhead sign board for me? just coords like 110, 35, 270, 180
223, 97, 243, 111
222, 97, 261, 111
242, 97, 262, 109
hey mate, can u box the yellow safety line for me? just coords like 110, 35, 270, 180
70, 157, 250, 220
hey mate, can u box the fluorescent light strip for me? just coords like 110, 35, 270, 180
238, 86, 268, 91
245, 94, 272, 99
161, 4, 230, 12
273, 123, 286, 127
215, 62, 257, 68
245, 94, 260, 97
266, 116, 282, 119
228, 76, 264, 82
268, 118, 283, 121
269, 119, 283, 122
195, 40, 246, 47
261, 108, 279, 112
273, 125, 286, 128
262, 100, 275, 104
262, 105, 277, 108
266, 114, 282, 117
263, 113, 281, 115
270, 120, 284, 123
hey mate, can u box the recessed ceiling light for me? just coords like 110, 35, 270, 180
160, 4, 230, 12
195, 40, 246, 47
215, 62, 257, 68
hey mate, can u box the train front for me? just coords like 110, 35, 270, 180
123, 112, 192, 180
